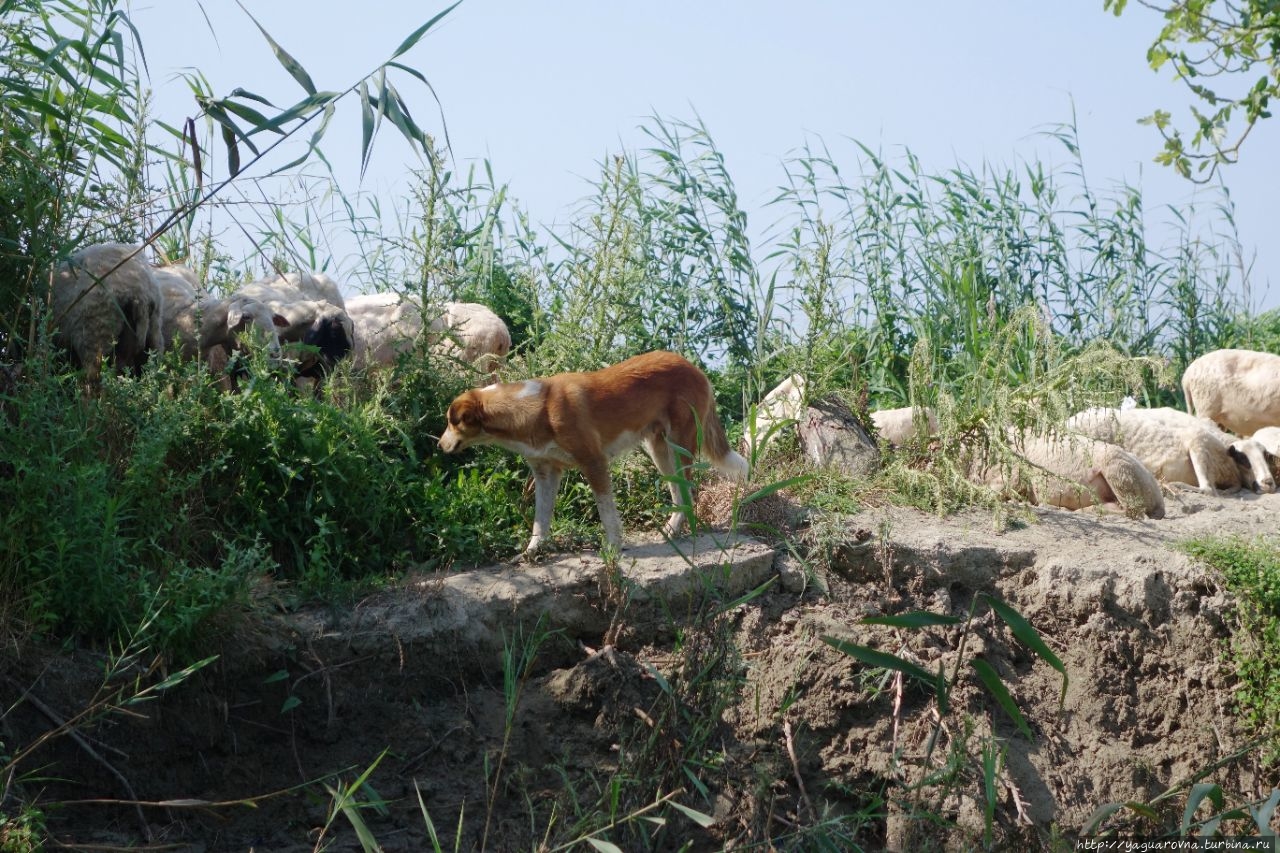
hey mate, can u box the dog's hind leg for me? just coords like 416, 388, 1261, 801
579, 455, 625, 551
644, 433, 692, 541
526, 461, 563, 555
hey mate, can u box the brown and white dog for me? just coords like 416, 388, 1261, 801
438, 350, 750, 555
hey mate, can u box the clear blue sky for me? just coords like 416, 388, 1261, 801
131, 1, 1279, 310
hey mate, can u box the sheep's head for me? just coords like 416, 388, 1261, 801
297, 306, 354, 378
1229, 438, 1277, 494
226, 297, 288, 356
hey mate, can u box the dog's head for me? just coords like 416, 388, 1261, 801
439, 391, 485, 453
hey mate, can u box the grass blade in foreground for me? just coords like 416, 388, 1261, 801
985, 594, 1068, 706
821, 635, 948, 712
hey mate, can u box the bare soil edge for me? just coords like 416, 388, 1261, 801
5, 491, 1279, 850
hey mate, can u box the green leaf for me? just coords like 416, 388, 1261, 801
669, 800, 716, 828
219, 97, 282, 135
390, 1, 464, 61
227, 87, 277, 108
970, 658, 1033, 740
280, 695, 301, 714
821, 636, 937, 687
717, 576, 776, 614
1248, 789, 1280, 835
739, 474, 810, 506
1081, 800, 1158, 834
985, 595, 1068, 705
1181, 782, 1225, 835
237, 1, 317, 95
220, 123, 241, 177
642, 662, 672, 695
586, 839, 625, 853
861, 611, 963, 628
387, 60, 431, 87
1081, 802, 1124, 835
359, 81, 376, 178
251, 91, 340, 135
381, 81, 428, 149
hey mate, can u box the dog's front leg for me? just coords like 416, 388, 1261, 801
526, 461, 563, 557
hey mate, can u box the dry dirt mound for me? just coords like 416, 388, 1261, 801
6, 489, 1279, 850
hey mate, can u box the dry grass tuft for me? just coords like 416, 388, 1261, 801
696, 477, 800, 540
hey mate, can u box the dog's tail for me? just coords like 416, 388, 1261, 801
702, 402, 750, 482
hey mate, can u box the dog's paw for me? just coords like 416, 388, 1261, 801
514, 545, 546, 565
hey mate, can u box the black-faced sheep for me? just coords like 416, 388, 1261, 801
1182, 348, 1280, 437
974, 431, 1165, 519
50, 243, 164, 384
228, 280, 354, 382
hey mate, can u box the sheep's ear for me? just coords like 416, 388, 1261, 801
227, 302, 246, 329
272, 313, 289, 328
1228, 445, 1248, 465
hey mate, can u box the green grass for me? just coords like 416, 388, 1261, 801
1179, 535, 1280, 755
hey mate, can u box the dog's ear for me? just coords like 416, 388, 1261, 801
450, 395, 482, 428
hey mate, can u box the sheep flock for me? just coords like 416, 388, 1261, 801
28, 243, 1280, 524
755, 351, 1280, 520
40, 242, 513, 390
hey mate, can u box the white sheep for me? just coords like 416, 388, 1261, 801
156, 268, 287, 389
870, 405, 939, 447
227, 280, 354, 380
154, 264, 204, 359
50, 243, 164, 384
347, 293, 423, 369
1137, 405, 1277, 493
256, 270, 346, 309
346, 294, 511, 377
431, 301, 511, 377
975, 431, 1165, 519
1066, 407, 1259, 494
1252, 426, 1280, 456
1182, 348, 1280, 437
744, 375, 805, 457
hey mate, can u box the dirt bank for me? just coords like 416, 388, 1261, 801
6, 488, 1278, 850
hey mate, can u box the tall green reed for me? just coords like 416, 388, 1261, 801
759, 117, 1246, 410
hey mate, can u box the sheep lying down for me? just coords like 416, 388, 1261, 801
974, 432, 1166, 519
870, 405, 939, 447
1066, 406, 1276, 494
